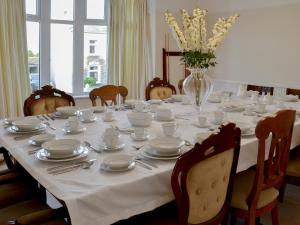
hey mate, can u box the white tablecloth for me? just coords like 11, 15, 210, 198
1, 100, 300, 225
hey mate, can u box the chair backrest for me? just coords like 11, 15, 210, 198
23, 85, 75, 116
89, 85, 128, 106
247, 84, 274, 95
178, 79, 184, 94
145, 77, 176, 100
286, 88, 300, 98
247, 110, 295, 209
171, 123, 241, 225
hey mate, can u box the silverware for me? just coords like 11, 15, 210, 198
14, 132, 44, 141
42, 115, 50, 121
43, 122, 56, 130
83, 141, 99, 152
135, 157, 158, 168
47, 114, 55, 121
36, 115, 44, 121
47, 159, 96, 172
50, 160, 95, 175
28, 148, 41, 155
134, 160, 152, 170
132, 145, 144, 150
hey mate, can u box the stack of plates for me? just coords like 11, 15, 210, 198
35, 139, 88, 162
100, 154, 135, 172
7, 118, 46, 134
140, 137, 185, 160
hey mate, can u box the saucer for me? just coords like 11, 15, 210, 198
154, 116, 174, 122
103, 118, 115, 122
192, 122, 210, 128
62, 126, 86, 134
100, 161, 135, 172
81, 116, 97, 123
243, 111, 257, 116
254, 109, 268, 114
211, 120, 224, 125
130, 133, 150, 141
98, 142, 125, 152
241, 128, 255, 137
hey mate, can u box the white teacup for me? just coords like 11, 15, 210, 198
102, 128, 120, 148
156, 108, 173, 120
135, 102, 146, 112
81, 109, 95, 121
256, 102, 267, 113
198, 116, 207, 126
103, 111, 114, 121
134, 128, 146, 139
244, 106, 255, 116
213, 111, 225, 125
149, 104, 158, 113
277, 101, 285, 108
263, 94, 273, 105
251, 91, 259, 102
182, 96, 191, 105
66, 116, 80, 131
162, 122, 177, 136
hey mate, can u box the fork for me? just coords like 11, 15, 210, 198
43, 122, 56, 130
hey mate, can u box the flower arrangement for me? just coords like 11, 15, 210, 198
165, 8, 239, 69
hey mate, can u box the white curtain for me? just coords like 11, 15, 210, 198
107, 0, 152, 99
0, 0, 31, 118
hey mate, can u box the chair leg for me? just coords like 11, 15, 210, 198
279, 183, 286, 203
230, 210, 237, 225
1, 147, 14, 169
271, 205, 279, 225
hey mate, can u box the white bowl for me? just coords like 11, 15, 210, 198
56, 106, 79, 116
171, 95, 185, 102
149, 137, 185, 155
147, 99, 162, 104
30, 133, 56, 145
282, 95, 298, 102
127, 112, 153, 127
42, 139, 81, 155
102, 154, 134, 170
13, 118, 41, 131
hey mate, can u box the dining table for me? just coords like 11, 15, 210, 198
1, 96, 300, 225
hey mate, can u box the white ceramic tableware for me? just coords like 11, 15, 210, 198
66, 116, 81, 131
243, 106, 256, 116
29, 133, 55, 146
91, 106, 106, 113
102, 154, 134, 170
147, 99, 162, 104
281, 94, 298, 102
213, 111, 225, 125
182, 96, 191, 105
149, 137, 185, 155
134, 128, 146, 139
155, 108, 173, 121
13, 118, 41, 131
149, 104, 158, 113
198, 116, 207, 127
235, 122, 252, 134
81, 109, 95, 121
135, 102, 147, 112
255, 102, 267, 113
162, 122, 177, 136
127, 112, 153, 127
102, 128, 120, 148
237, 84, 247, 98
103, 111, 114, 122
251, 91, 259, 102
263, 94, 273, 104
277, 101, 285, 108
35, 147, 88, 162
171, 94, 185, 102
56, 106, 79, 116
42, 139, 81, 156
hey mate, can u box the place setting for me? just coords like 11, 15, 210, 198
95, 127, 126, 152
154, 107, 175, 122
80, 108, 97, 123
53, 106, 80, 119
62, 116, 86, 134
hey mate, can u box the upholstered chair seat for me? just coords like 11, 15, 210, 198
30, 97, 70, 115
149, 87, 173, 100
286, 150, 300, 177
231, 170, 279, 210
0, 199, 67, 225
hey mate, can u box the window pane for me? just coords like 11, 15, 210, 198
51, 24, 73, 93
87, 0, 105, 20
26, 21, 40, 91
51, 0, 73, 21
25, 0, 37, 15
83, 26, 107, 92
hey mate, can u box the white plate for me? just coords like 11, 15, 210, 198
42, 139, 81, 155
131, 133, 150, 141
102, 154, 135, 170
192, 122, 210, 128
149, 137, 185, 154
147, 99, 162, 104
145, 147, 182, 157
100, 161, 135, 172
254, 110, 268, 114
223, 107, 245, 112
208, 98, 221, 103
154, 116, 174, 122
35, 147, 89, 162
45, 147, 84, 159
98, 142, 125, 152
62, 126, 86, 134
7, 124, 46, 134
81, 116, 97, 123
241, 129, 255, 137
140, 150, 179, 160
91, 106, 105, 113
243, 111, 257, 116
53, 112, 71, 119
29, 133, 56, 146
13, 118, 42, 131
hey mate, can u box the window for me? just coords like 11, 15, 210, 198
25, 0, 107, 95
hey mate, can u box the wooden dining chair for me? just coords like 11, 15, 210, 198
286, 88, 300, 98
145, 77, 176, 100
178, 79, 184, 94
23, 85, 75, 116
230, 109, 296, 225
247, 85, 274, 95
89, 85, 128, 106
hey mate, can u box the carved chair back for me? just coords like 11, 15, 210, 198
247, 85, 274, 95
171, 123, 241, 225
23, 85, 75, 116
145, 77, 176, 100
247, 110, 295, 209
89, 85, 128, 106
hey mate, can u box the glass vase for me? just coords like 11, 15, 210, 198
183, 68, 213, 112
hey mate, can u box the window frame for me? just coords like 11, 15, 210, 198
26, 0, 108, 96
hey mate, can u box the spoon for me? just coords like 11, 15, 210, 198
83, 141, 99, 152
49, 160, 94, 175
